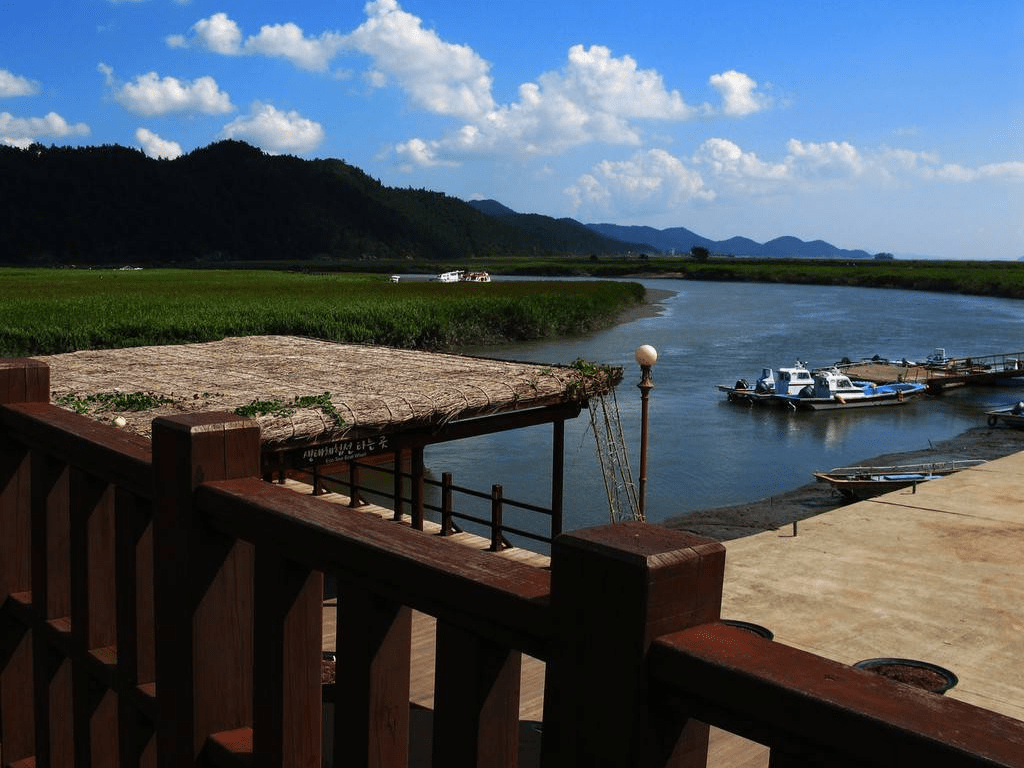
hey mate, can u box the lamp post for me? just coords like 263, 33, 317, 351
634, 344, 657, 521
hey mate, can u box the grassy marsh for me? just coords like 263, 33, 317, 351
0, 268, 645, 356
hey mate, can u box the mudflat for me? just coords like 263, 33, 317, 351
661, 425, 1024, 541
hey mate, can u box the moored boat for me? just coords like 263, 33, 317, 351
433, 269, 491, 283
717, 362, 815, 404
814, 459, 987, 499
774, 368, 925, 410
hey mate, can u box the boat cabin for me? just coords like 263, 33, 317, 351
773, 363, 815, 395
807, 369, 865, 399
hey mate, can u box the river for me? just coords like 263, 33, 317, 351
425, 278, 1024, 539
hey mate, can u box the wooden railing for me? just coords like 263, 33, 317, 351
2, 357, 1024, 768
300, 459, 557, 548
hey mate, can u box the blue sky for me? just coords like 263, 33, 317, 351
2, 0, 1022, 259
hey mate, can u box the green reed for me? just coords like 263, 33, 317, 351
0, 269, 645, 356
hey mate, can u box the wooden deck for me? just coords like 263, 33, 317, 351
300, 479, 769, 767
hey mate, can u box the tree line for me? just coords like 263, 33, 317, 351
0, 140, 638, 266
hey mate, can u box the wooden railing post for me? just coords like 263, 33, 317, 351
411, 446, 425, 531
392, 448, 404, 521
541, 522, 726, 768
0, 359, 50, 766
432, 620, 521, 768
490, 484, 503, 552
151, 413, 260, 768
253, 548, 323, 768
348, 460, 362, 507
440, 472, 454, 536
334, 585, 412, 768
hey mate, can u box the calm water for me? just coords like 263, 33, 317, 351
425, 279, 1024, 539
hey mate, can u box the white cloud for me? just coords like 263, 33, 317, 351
109, 70, 234, 116
0, 69, 40, 98
0, 111, 90, 145
169, 12, 344, 72
343, 0, 495, 119
136, 128, 182, 159
168, 12, 241, 55
566, 148, 714, 216
245, 22, 345, 72
392, 40, 715, 168
694, 138, 789, 182
785, 138, 865, 176
709, 70, 769, 116
219, 102, 324, 155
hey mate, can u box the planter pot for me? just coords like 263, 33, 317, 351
721, 619, 774, 640
853, 657, 958, 694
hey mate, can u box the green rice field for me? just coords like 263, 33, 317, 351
0, 268, 645, 356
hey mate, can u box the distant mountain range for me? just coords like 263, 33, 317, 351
469, 199, 874, 260
0, 139, 876, 265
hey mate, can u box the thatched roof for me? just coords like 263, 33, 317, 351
36, 336, 621, 448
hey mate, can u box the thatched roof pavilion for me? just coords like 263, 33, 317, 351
35, 336, 622, 537
37, 335, 620, 448
36, 333, 618, 536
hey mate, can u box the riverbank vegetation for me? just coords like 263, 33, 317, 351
319, 255, 1024, 300
0, 268, 644, 356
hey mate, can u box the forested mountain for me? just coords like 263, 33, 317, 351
465, 199, 651, 255
586, 223, 873, 260
0, 141, 642, 265
0, 140, 869, 265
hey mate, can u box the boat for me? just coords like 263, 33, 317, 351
433, 270, 491, 283
985, 401, 1024, 428
774, 368, 926, 410
814, 459, 987, 499
717, 362, 815, 404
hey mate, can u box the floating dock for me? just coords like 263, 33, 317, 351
841, 351, 1024, 394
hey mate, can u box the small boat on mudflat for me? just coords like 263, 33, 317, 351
717, 362, 815, 404
774, 368, 926, 411
814, 459, 987, 499
986, 401, 1024, 428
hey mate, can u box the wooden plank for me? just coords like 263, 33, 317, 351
198, 478, 552, 659
651, 623, 1024, 767
0, 435, 31, 602
0, 358, 49, 405
151, 414, 260, 764
542, 523, 725, 768
253, 550, 322, 768
0, 622, 36, 764
432, 621, 521, 768
2, 403, 151, 498
334, 585, 411, 768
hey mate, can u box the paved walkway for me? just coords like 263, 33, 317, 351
719, 450, 1024, 721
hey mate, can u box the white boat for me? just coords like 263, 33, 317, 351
814, 459, 987, 499
433, 270, 491, 283
775, 368, 926, 410
717, 362, 815, 404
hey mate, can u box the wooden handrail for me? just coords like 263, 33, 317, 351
4, 356, 1024, 768
650, 623, 1024, 767
196, 477, 552, 659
